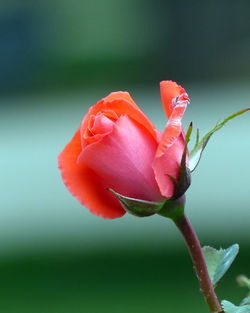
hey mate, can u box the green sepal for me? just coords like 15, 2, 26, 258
157, 195, 186, 222
185, 121, 193, 144
108, 189, 186, 221
168, 122, 192, 199
107, 188, 164, 217
221, 300, 250, 313
171, 151, 191, 199
202, 244, 239, 286
189, 108, 250, 172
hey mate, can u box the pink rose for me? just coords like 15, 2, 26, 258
58, 81, 189, 218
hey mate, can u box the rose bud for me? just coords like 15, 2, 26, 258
58, 81, 190, 218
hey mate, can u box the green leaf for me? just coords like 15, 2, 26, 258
189, 108, 250, 172
107, 188, 164, 217
241, 297, 250, 306
222, 300, 250, 313
222, 300, 238, 313
202, 244, 239, 286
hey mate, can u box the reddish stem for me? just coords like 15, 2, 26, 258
174, 215, 224, 313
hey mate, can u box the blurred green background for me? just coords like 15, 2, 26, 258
1, 1, 250, 312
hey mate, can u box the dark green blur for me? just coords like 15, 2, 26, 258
1, 1, 250, 312
1, 247, 249, 313
1, 0, 250, 95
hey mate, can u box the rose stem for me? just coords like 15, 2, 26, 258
174, 214, 224, 313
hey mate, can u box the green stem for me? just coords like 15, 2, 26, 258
174, 215, 224, 313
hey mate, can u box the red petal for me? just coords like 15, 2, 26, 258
80, 92, 157, 148
58, 129, 125, 219
79, 115, 162, 202
156, 81, 189, 157
59, 91, 159, 218
153, 81, 189, 198
153, 135, 186, 198
160, 81, 188, 118
103, 91, 138, 108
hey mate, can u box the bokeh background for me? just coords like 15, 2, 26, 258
1, 1, 250, 312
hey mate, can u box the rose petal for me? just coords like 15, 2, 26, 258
79, 115, 162, 202
160, 80, 188, 118
80, 93, 157, 148
153, 81, 189, 198
58, 129, 126, 219
103, 91, 138, 108
156, 82, 189, 157
90, 114, 115, 135
152, 135, 185, 198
